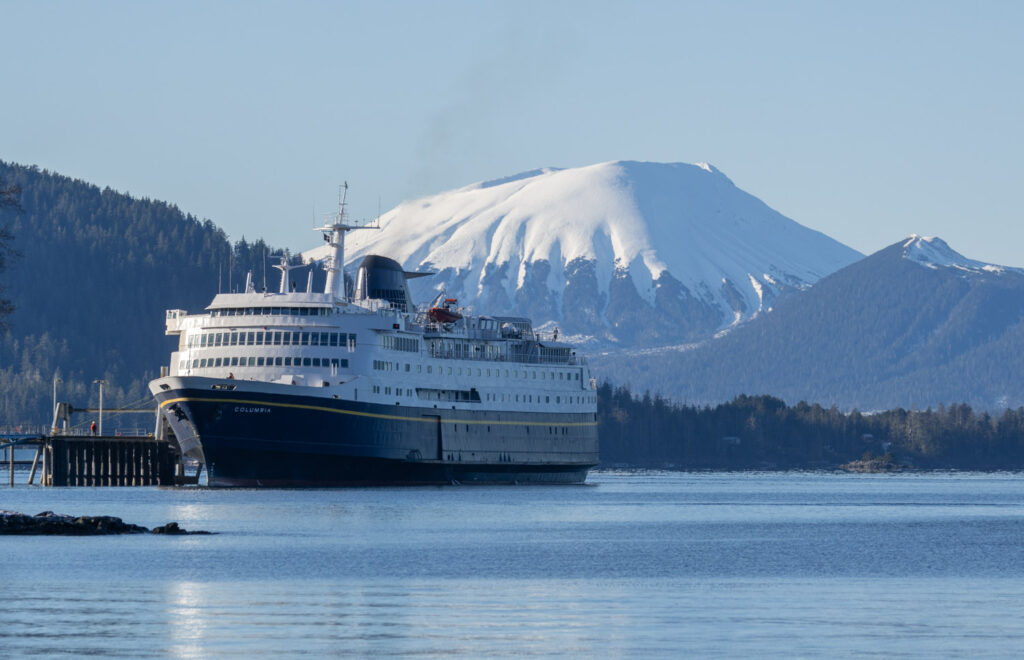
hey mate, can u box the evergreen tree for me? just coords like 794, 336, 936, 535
0, 174, 21, 326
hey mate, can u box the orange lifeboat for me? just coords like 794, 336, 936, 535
429, 298, 463, 323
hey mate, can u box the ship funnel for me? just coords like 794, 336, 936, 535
354, 255, 419, 312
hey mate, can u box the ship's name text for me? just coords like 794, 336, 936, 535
234, 406, 272, 414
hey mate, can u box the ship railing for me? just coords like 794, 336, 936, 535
353, 299, 402, 314
507, 351, 586, 365
424, 346, 586, 366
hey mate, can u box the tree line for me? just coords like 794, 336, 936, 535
597, 383, 1024, 469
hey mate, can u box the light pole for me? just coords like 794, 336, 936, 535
52, 375, 62, 433
93, 379, 107, 436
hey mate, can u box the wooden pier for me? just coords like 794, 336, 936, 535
4, 435, 191, 487
41, 435, 177, 486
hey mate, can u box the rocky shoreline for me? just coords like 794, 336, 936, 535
0, 510, 211, 535
839, 455, 911, 473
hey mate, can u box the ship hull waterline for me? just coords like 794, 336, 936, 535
153, 384, 599, 487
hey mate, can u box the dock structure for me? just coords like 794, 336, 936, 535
3, 435, 187, 487
42, 435, 176, 486
2, 400, 198, 487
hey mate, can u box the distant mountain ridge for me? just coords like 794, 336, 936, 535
594, 237, 1024, 410
306, 160, 862, 347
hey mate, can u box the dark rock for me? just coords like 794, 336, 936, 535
0, 511, 210, 535
1, 510, 141, 535
151, 521, 211, 535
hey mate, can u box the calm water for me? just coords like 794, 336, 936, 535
3, 471, 1024, 657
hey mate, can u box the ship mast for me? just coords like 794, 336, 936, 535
272, 250, 298, 293
314, 182, 377, 301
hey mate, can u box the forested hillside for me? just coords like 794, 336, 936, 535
0, 161, 306, 429
597, 384, 1024, 469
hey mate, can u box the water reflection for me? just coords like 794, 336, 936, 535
149, 578, 663, 657
166, 581, 210, 659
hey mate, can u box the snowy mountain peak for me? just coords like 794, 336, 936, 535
901, 235, 1016, 275
304, 160, 862, 347
693, 161, 730, 181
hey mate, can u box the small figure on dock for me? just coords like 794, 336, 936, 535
553, 327, 559, 341
228, 372, 234, 379
90, 420, 97, 436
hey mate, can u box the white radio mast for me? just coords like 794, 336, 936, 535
314, 182, 377, 301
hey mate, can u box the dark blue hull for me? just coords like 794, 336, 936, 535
154, 385, 599, 487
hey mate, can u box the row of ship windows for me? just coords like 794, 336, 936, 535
211, 306, 332, 317
486, 392, 593, 405
369, 384, 595, 406
382, 335, 419, 352
372, 360, 580, 381
448, 426, 578, 436
181, 356, 350, 370
188, 331, 356, 349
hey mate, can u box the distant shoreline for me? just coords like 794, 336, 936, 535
593, 466, 1024, 474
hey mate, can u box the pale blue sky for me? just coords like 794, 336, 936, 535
3, 0, 1022, 265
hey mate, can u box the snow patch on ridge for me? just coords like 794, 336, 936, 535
902, 234, 1018, 275
748, 274, 764, 311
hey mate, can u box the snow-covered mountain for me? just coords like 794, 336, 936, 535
901, 234, 1023, 275
305, 161, 862, 346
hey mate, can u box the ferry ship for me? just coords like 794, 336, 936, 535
148, 192, 599, 486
